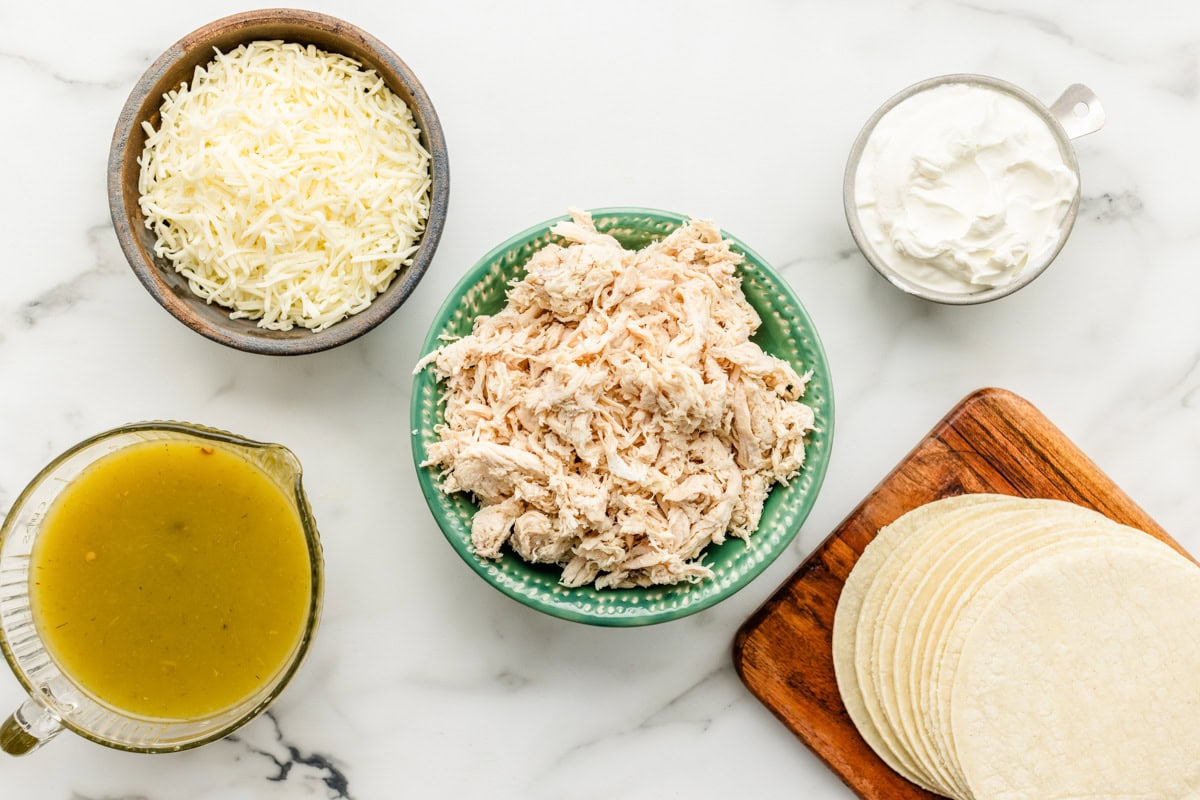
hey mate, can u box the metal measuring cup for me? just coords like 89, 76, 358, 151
843, 74, 1105, 305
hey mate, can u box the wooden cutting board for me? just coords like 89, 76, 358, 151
733, 387, 1191, 800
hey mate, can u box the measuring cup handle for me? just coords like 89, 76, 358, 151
0, 698, 62, 756
1049, 84, 1105, 139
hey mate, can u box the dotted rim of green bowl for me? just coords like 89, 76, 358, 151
410, 207, 834, 626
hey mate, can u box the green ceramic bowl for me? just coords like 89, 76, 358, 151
411, 208, 834, 626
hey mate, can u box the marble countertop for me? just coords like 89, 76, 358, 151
2, 0, 1198, 797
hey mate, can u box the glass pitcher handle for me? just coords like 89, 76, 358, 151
0, 697, 62, 756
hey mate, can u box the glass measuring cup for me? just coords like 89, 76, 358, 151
0, 422, 323, 755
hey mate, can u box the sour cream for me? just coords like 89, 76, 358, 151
853, 82, 1078, 294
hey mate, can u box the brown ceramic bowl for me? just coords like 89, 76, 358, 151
108, 9, 449, 355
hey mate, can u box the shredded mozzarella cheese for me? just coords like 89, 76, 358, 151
137, 40, 431, 332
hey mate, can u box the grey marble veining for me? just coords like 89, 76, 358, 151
228, 713, 353, 799
1, 0, 1198, 798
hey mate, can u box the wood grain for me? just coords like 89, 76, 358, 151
732, 387, 1190, 800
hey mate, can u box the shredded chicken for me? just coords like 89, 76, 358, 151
417, 210, 814, 589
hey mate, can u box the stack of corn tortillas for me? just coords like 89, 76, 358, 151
832, 493, 1200, 799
